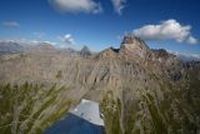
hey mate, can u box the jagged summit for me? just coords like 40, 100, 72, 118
120, 35, 150, 58
97, 35, 178, 66
97, 35, 151, 59
80, 46, 92, 57
121, 35, 145, 45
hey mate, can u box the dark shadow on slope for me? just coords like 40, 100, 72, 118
44, 113, 105, 134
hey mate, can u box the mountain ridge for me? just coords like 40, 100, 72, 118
0, 36, 200, 134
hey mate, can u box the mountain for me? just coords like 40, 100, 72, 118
26, 42, 57, 53
0, 36, 199, 134
0, 41, 24, 54
0, 40, 57, 54
175, 53, 200, 62
80, 45, 92, 57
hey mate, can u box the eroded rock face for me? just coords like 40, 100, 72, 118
120, 36, 150, 58
0, 36, 190, 98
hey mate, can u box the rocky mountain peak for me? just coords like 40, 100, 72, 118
120, 35, 150, 58
80, 46, 92, 56
121, 36, 143, 44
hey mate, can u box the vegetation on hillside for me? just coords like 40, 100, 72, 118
100, 76, 200, 134
0, 83, 72, 134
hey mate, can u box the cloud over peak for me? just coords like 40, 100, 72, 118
49, 0, 102, 14
133, 19, 198, 44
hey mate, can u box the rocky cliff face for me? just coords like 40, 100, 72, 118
0, 36, 199, 134
120, 36, 150, 58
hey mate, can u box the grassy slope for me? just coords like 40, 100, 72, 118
100, 71, 200, 134
0, 83, 72, 134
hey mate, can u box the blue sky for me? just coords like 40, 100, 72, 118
0, 0, 200, 55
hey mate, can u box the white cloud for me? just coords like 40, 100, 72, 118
186, 36, 198, 45
43, 40, 57, 46
133, 19, 199, 44
64, 34, 74, 44
111, 0, 126, 15
49, 0, 102, 14
0, 38, 57, 46
2, 21, 20, 28
58, 34, 75, 45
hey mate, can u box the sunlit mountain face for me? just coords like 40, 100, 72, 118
0, 0, 200, 134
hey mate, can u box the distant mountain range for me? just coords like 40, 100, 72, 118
0, 40, 94, 57
1, 39, 199, 62
0, 41, 24, 54
173, 52, 200, 62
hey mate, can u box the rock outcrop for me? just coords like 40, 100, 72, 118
80, 46, 92, 57
120, 36, 150, 58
